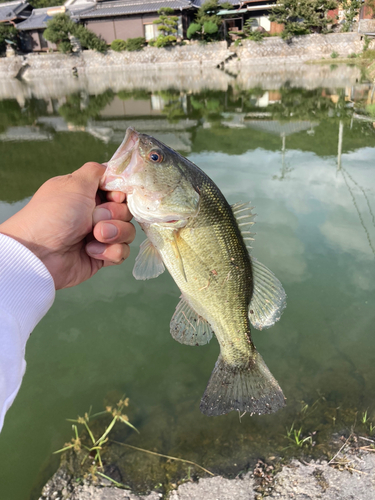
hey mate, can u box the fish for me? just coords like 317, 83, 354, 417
100, 127, 287, 417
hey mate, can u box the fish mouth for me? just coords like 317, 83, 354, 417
100, 127, 141, 193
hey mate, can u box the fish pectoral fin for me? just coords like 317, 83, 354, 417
231, 201, 256, 252
172, 231, 187, 282
170, 297, 214, 346
249, 258, 287, 330
132, 238, 165, 280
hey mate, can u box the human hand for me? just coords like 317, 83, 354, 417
0, 162, 135, 290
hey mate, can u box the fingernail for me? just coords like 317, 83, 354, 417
93, 207, 111, 225
87, 241, 107, 255
101, 223, 118, 239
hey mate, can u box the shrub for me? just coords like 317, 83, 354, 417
347, 52, 357, 58
203, 21, 218, 35
362, 49, 375, 60
247, 30, 265, 42
126, 37, 145, 51
111, 39, 127, 51
154, 34, 176, 48
330, 51, 339, 58
44, 13, 107, 53
0, 24, 18, 54
187, 22, 201, 39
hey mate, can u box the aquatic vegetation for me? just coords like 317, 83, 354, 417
54, 398, 137, 487
285, 423, 314, 449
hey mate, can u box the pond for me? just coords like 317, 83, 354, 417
0, 64, 375, 499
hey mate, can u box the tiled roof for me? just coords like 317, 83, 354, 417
75, 0, 194, 20
191, 0, 239, 6
17, 4, 94, 30
0, 1, 30, 22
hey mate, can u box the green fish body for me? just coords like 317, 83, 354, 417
101, 128, 286, 416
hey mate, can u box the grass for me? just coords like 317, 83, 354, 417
54, 398, 137, 487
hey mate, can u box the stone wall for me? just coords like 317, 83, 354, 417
359, 19, 375, 33
231, 33, 366, 66
0, 33, 371, 82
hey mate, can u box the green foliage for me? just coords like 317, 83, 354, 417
126, 37, 146, 51
269, 0, 338, 40
28, 0, 64, 7
247, 30, 265, 42
44, 13, 106, 53
152, 7, 178, 47
188, 0, 229, 41
203, 21, 218, 35
187, 22, 201, 39
117, 89, 151, 100
58, 90, 114, 126
363, 35, 371, 52
341, 0, 362, 32
0, 24, 17, 54
348, 52, 357, 58
111, 39, 127, 52
362, 49, 375, 59
330, 51, 339, 58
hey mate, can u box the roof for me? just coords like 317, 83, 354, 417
0, 1, 30, 23
17, 3, 94, 30
75, 0, 195, 20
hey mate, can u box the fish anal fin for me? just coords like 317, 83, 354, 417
249, 258, 287, 330
133, 238, 165, 280
170, 297, 214, 346
200, 352, 285, 416
231, 202, 256, 252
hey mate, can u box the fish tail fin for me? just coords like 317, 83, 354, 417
200, 351, 285, 416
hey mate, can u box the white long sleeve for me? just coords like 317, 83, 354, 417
0, 234, 55, 432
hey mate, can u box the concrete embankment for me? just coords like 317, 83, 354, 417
39, 448, 375, 500
0, 32, 371, 83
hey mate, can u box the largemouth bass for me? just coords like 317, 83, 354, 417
101, 127, 287, 416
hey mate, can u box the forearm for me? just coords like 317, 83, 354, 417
0, 234, 55, 431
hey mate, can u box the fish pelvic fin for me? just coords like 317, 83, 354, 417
200, 352, 285, 417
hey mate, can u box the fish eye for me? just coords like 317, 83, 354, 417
148, 150, 163, 163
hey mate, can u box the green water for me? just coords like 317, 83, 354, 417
0, 70, 375, 499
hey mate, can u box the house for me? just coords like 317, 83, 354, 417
16, 1, 95, 52
0, 1, 32, 25
72, 0, 196, 44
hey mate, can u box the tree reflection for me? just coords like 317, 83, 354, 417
58, 90, 114, 127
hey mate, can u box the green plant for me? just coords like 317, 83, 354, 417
126, 37, 145, 51
44, 13, 106, 53
188, 0, 232, 41
269, 0, 338, 40
341, 0, 362, 32
348, 52, 357, 58
247, 30, 265, 42
362, 49, 375, 59
363, 35, 371, 52
366, 103, 375, 117
285, 423, 313, 448
331, 51, 339, 58
0, 24, 18, 54
187, 22, 201, 39
54, 398, 137, 483
152, 7, 178, 47
111, 39, 127, 51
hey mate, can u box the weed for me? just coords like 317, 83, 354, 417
54, 398, 137, 487
330, 51, 339, 59
285, 423, 313, 448
362, 49, 375, 60
363, 35, 370, 52
348, 52, 357, 58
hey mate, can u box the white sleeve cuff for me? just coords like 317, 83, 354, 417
0, 233, 55, 340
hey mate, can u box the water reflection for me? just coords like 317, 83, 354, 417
0, 70, 374, 500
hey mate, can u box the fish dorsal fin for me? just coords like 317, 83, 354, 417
170, 297, 214, 346
249, 257, 287, 330
231, 202, 256, 251
133, 238, 165, 280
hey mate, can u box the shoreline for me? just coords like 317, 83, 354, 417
39, 434, 375, 500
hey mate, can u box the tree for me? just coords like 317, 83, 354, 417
0, 24, 17, 54
152, 7, 178, 47
187, 0, 233, 41
44, 13, 106, 53
341, 0, 362, 32
269, 0, 338, 40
